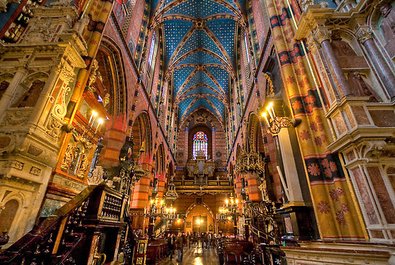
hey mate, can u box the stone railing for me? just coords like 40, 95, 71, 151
326, 97, 395, 152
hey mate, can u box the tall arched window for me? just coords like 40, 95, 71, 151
244, 32, 250, 63
148, 32, 156, 67
193, 131, 208, 159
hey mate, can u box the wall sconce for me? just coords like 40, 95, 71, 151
260, 100, 301, 135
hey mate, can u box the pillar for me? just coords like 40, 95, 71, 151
211, 127, 216, 160
357, 27, 395, 100
315, 26, 353, 97
0, 67, 28, 114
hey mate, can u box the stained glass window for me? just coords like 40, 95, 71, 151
244, 32, 250, 63
148, 32, 156, 66
193, 131, 208, 159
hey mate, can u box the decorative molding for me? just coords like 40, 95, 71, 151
356, 27, 374, 43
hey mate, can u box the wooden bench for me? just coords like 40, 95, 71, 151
146, 239, 168, 265
222, 240, 258, 265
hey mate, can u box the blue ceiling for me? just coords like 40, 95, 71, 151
154, 0, 242, 124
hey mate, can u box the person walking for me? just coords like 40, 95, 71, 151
167, 234, 175, 260
175, 233, 184, 262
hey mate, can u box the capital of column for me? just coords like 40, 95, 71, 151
313, 26, 332, 44
306, 36, 319, 53
356, 27, 374, 44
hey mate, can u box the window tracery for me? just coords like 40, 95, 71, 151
192, 131, 208, 159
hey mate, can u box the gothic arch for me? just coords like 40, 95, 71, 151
185, 202, 215, 220
131, 112, 153, 159
155, 143, 165, 174
97, 37, 128, 116
246, 113, 265, 154
0, 191, 26, 243
188, 125, 212, 159
11, 72, 48, 107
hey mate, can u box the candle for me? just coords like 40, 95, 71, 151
89, 110, 98, 126
95, 118, 104, 133
261, 112, 269, 125
266, 102, 274, 120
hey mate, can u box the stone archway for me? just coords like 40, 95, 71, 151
129, 112, 153, 229
184, 203, 215, 234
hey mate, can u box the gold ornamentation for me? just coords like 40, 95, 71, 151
235, 150, 265, 175
61, 144, 74, 171
356, 27, 373, 43
313, 26, 331, 44
60, 131, 93, 178
263, 73, 275, 97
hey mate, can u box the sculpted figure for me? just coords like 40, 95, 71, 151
380, 3, 395, 57
347, 72, 380, 101
330, 32, 357, 57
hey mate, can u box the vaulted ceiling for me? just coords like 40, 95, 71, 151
152, 0, 245, 126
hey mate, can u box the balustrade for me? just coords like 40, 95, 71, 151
0, 184, 129, 265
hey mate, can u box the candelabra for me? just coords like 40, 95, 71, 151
146, 180, 178, 238
218, 194, 239, 236
260, 101, 301, 135
235, 150, 265, 175
164, 175, 178, 202
162, 204, 177, 221
110, 136, 147, 195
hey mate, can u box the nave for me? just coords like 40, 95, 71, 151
158, 246, 219, 265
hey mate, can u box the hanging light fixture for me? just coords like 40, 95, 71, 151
234, 150, 265, 175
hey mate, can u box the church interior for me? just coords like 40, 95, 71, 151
0, 0, 395, 264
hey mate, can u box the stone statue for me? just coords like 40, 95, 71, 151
73, 15, 90, 36
88, 59, 100, 92
379, 3, 395, 58
103, 93, 110, 108
347, 72, 379, 101
330, 32, 357, 57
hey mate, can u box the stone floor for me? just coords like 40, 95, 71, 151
158, 245, 220, 265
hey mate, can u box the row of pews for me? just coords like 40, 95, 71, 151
145, 239, 168, 265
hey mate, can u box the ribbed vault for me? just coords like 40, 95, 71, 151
151, 0, 245, 126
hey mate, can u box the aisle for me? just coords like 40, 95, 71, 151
158, 244, 220, 265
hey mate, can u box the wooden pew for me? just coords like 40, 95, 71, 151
146, 239, 168, 265
222, 240, 258, 265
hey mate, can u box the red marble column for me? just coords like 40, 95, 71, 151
315, 27, 352, 97
357, 27, 395, 100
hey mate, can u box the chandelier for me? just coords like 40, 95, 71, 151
235, 150, 265, 175
217, 194, 239, 235
162, 204, 177, 220
164, 176, 178, 202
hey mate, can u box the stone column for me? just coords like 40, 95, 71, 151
314, 27, 353, 97
185, 127, 189, 161
0, 67, 28, 115
211, 127, 216, 160
357, 27, 395, 100
30, 63, 66, 126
